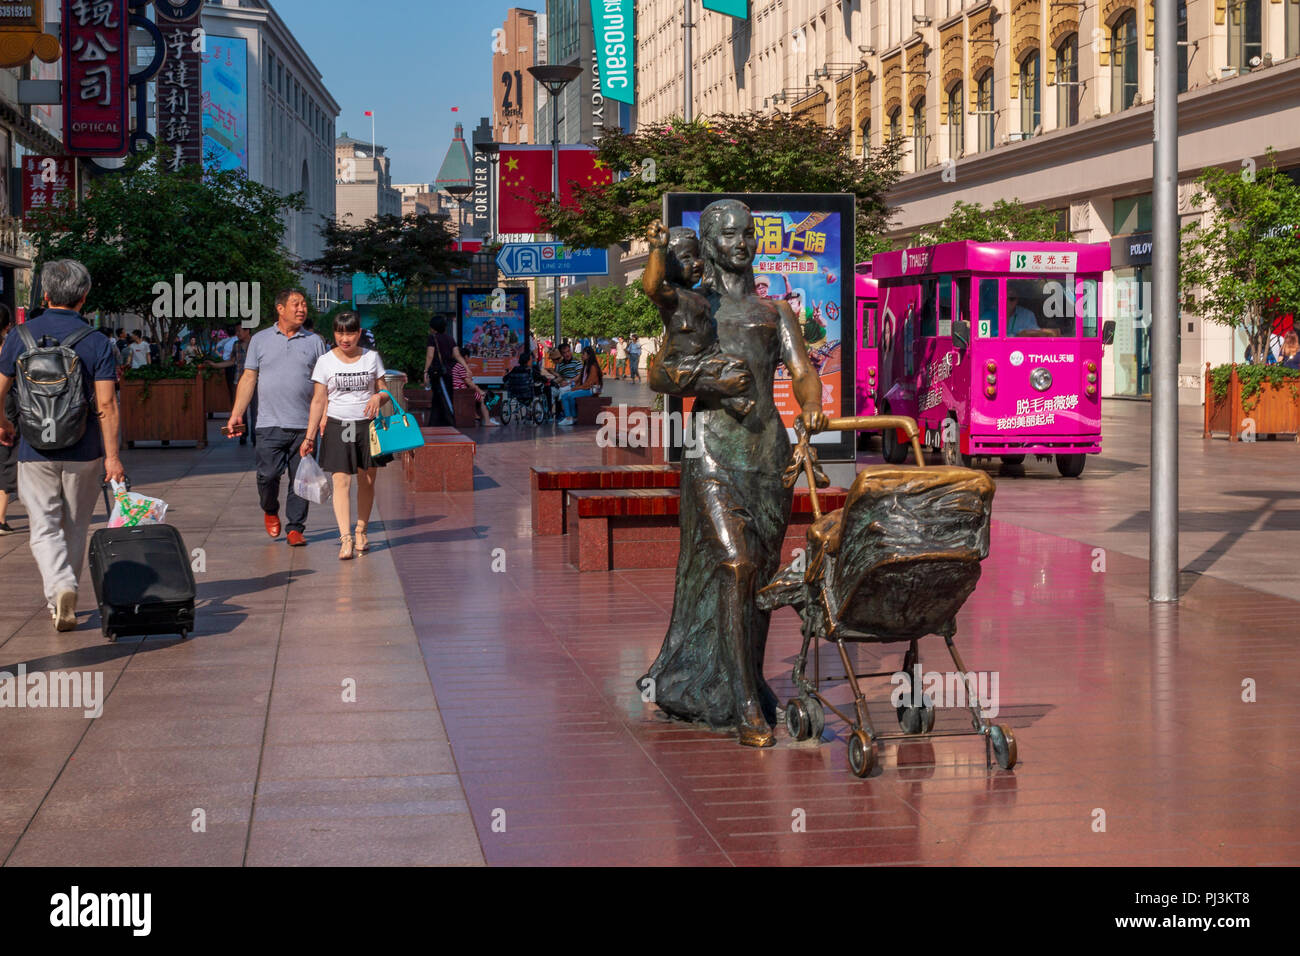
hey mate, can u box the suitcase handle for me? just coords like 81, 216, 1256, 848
102, 477, 131, 519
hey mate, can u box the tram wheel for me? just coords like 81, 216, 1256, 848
1056, 453, 1086, 478
881, 418, 908, 464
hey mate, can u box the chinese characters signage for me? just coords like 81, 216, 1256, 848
201, 35, 248, 172
61, 0, 128, 156
22, 156, 75, 224
157, 3, 203, 170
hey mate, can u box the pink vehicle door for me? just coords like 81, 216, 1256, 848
855, 295, 879, 416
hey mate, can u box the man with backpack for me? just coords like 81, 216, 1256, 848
0, 260, 124, 632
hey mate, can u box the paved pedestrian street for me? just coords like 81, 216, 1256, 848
1, 400, 1297, 866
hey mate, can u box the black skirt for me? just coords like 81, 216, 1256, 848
318, 417, 387, 474
0, 439, 15, 494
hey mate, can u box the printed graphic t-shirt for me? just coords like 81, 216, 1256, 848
311, 348, 385, 422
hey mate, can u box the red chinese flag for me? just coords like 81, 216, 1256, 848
497, 146, 556, 234
558, 147, 612, 206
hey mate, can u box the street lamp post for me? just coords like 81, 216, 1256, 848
528, 64, 583, 349
1151, 0, 1179, 602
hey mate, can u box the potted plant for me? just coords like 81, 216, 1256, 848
1183, 150, 1300, 440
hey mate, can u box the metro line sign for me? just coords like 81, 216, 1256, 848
496, 242, 609, 277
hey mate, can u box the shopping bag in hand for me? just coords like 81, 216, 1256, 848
107, 480, 169, 528
293, 453, 332, 504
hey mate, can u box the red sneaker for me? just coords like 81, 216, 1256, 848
264, 514, 281, 538
286, 530, 307, 547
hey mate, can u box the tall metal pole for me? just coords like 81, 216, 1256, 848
1151, 0, 1179, 602
551, 101, 562, 347
683, 1, 693, 122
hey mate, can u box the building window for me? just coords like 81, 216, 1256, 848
1289, 0, 1300, 58
1111, 10, 1138, 111
912, 100, 926, 169
888, 107, 902, 143
976, 71, 994, 152
1228, 0, 1263, 73
1113, 193, 1152, 234
947, 84, 964, 157
1019, 51, 1041, 136
860, 117, 871, 157
1056, 34, 1079, 127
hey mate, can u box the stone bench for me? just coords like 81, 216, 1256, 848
573, 394, 612, 425
403, 428, 475, 492
564, 486, 849, 572
530, 465, 680, 536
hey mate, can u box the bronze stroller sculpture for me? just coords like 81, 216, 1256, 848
758, 414, 1017, 777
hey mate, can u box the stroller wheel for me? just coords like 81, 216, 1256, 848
847, 730, 876, 778
785, 699, 811, 741
897, 695, 937, 734
785, 697, 825, 742
990, 724, 1018, 770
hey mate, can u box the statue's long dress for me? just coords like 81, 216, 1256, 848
643, 293, 794, 730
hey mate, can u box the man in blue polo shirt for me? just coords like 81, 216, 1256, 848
0, 260, 124, 632
227, 289, 326, 546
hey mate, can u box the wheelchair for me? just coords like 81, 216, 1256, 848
496, 372, 552, 426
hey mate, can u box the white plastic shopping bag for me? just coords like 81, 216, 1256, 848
293, 454, 332, 504
107, 480, 169, 528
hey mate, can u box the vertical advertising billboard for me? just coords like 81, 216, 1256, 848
201, 35, 248, 172
664, 192, 856, 465
457, 287, 530, 384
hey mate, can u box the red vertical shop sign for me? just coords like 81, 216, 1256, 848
156, 6, 203, 170
21, 156, 76, 224
61, 0, 129, 156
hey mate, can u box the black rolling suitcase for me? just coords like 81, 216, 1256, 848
90, 482, 196, 642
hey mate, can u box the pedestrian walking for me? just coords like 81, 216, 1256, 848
128, 331, 150, 368
227, 289, 327, 547
627, 334, 643, 382
303, 311, 387, 560
0, 260, 125, 631
615, 336, 628, 379
424, 315, 459, 426
0, 306, 18, 535
210, 324, 255, 444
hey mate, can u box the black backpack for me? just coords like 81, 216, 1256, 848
13, 324, 95, 451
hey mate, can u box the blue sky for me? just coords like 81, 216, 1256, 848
273, 0, 516, 183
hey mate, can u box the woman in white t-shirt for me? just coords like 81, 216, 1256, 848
301, 312, 387, 560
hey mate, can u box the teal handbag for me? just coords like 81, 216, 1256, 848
369, 389, 427, 456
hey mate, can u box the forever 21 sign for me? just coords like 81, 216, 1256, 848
61, 0, 129, 156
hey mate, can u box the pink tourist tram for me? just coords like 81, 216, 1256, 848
868, 241, 1114, 477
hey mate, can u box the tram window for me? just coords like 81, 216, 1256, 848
1009, 278, 1078, 337
977, 279, 1000, 337
1077, 279, 1099, 336
920, 279, 938, 337
861, 306, 877, 348
937, 274, 953, 336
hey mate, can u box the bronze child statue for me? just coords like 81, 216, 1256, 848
643, 221, 754, 418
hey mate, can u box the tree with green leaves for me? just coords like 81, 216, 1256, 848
530, 283, 660, 343
29, 146, 302, 366
912, 199, 1063, 245
309, 212, 467, 306
537, 114, 905, 264
1181, 150, 1300, 365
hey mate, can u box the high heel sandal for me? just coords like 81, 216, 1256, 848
354, 523, 369, 553
338, 534, 355, 560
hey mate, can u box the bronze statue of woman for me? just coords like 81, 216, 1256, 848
642, 199, 827, 747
